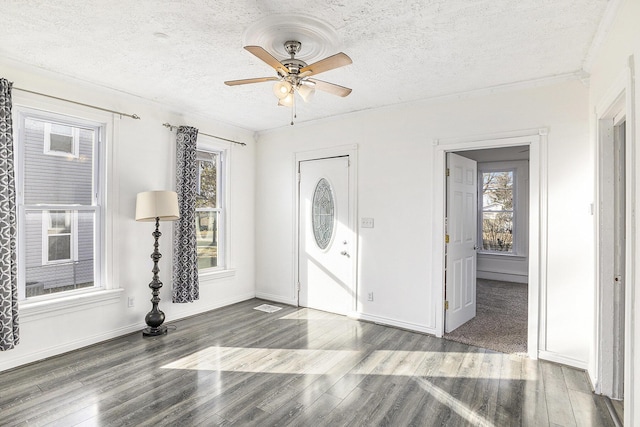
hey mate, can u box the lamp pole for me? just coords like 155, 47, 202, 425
142, 217, 167, 337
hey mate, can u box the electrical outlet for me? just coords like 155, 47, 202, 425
367, 292, 374, 302
128, 297, 135, 308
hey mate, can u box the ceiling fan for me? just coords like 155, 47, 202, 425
225, 40, 352, 123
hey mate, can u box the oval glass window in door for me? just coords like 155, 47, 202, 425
312, 178, 335, 249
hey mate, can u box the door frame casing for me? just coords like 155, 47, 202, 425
593, 63, 635, 421
432, 129, 547, 360
293, 144, 359, 315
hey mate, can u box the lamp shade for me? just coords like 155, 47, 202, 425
135, 191, 180, 222
273, 81, 292, 99
297, 83, 316, 103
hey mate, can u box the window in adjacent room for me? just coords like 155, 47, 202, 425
16, 110, 103, 299
480, 170, 515, 252
195, 148, 225, 270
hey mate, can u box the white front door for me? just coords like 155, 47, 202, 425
298, 156, 353, 315
445, 153, 478, 333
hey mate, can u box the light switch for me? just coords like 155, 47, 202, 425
361, 217, 374, 228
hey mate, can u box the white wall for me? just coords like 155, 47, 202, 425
587, 0, 640, 424
0, 60, 256, 371
256, 79, 593, 365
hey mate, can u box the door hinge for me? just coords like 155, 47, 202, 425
446, 168, 450, 177
445, 234, 450, 244
297, 282, 300, 292
297, 173, 301, 183
445, 301, 449, 310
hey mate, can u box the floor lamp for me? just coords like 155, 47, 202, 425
135, 190, 180, 337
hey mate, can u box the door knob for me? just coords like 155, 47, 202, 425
340, 251, 350, 257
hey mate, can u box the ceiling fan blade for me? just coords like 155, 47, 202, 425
224, 77, 279, 86
299, 52, 352, 76
307, 78, 352, 97
244, 46, 289, 75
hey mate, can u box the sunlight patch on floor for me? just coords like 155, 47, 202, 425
161, 347, 519, 380
415, 377, 495, 427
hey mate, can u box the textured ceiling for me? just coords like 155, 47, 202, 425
1, 0, 610, 132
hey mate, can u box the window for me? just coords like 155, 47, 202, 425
17, 111, 102, 299
477, 160, 529, 257
480, 170, 514, 252
195, 148, 225, 270
43, 210, 77, 264
44, 122, 79, 157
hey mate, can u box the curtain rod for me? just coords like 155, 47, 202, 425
162, 123, 246, 146
13, 86, 141, 120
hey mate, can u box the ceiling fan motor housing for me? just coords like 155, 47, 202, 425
282, 41, 307, 74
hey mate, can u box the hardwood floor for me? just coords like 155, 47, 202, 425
0, 299, 614, 426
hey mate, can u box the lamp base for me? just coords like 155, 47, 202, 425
142, 325, 168, 337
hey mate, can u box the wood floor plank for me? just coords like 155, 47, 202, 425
567, 388, 617, 427
520, 356, 550, 426
562, 365, 593, 393
0, 298, 615, 427
542, 361, 578, 427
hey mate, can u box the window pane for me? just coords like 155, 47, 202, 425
312, 178, 335, 250
482, 212, 513, 252
482, 171, 513, 211
196, 152, 218, 209
24, 118, 94, 205
25, 210, 95, 298
48, 210, 71, 234
48, 235, 71, 261
196, 211, 218, 269
49, 133, 74, 153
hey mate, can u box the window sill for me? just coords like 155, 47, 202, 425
199, 268, 236, 282
20, 288, 124, 320
478, 251, 527, 260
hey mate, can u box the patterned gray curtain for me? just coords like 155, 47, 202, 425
0, 78, 19, 350
172, 126, 200, 303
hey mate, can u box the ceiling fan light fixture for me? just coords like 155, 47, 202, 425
273, 81, 292, 99
278, 92, 295, 107
297, 83, 316, 103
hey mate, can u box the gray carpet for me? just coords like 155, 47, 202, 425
445, 278, 528, 355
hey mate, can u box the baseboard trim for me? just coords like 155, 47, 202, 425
0, 322, 145, 373
349, 312, 437, 335
167, 292, 256, 323
538, 350, 588, 370
0, 292, 256, 373
254, 292, 298, 307
477, 271, 528, 284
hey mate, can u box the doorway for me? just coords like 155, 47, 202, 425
295, 147, 358, 316
444, 146, 530, 354
433, 131, 545, 360
596, 96, 627, 405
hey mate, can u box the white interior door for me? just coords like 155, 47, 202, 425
445, 153, 478, 333
298, 156, 352, 315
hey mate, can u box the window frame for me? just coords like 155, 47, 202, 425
477, 160, 528, 257
15, 108, 105, 302
194, 137, 229, 275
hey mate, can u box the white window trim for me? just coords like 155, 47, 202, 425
196, 137, 230, 276
41, 209, 78, 265
43, 122, 80, 158
15, 106, 107, 302
477, 160, 529, 257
